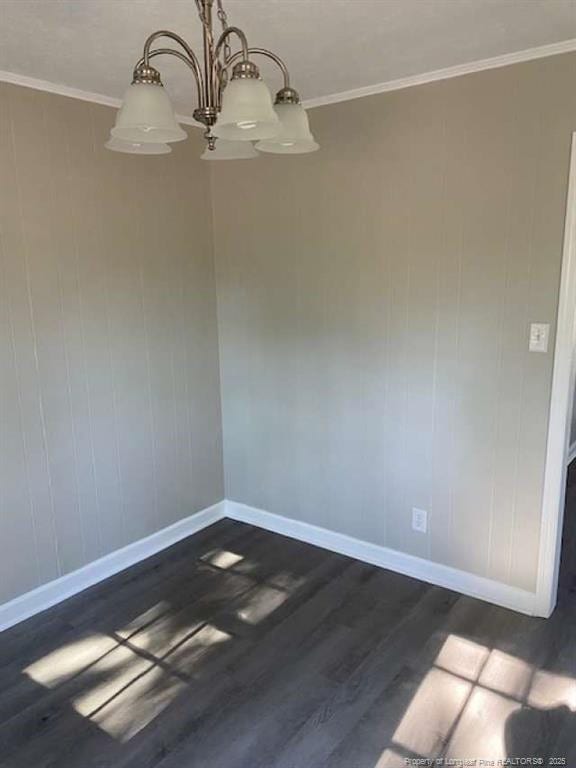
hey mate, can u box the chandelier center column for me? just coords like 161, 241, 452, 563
202, 0, 215, 110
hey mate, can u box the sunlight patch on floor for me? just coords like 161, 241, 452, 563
202, 548, 245, 569
384, 632, 576, 763
24, 632, 118, 688
87, 664, 187, 742
23, 595, 576, 758
268, 570, 307, 591
528, 668, 576, 710
445, 687, 521, 760
72, 643, 154, 717
435, 634, 489, 681
393, 667, 471, 757
70, 622, 232, 741
124, 614, 205, 657
478, 650, 532, 700
161, 623, 232, 679
116, 600, 172, 639
236, 585, 289, 625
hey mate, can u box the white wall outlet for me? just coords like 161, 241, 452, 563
529, 323, 550, 353
412, 507, 428, 534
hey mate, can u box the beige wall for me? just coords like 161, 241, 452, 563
212, 53, 576, 593
0, 83, 224, 604
2, 51, 575, 606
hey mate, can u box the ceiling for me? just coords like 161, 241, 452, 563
1, 0, 576, 115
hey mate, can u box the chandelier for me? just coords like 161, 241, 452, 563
106, 0, 319, 159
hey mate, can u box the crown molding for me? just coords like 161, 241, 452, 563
1, 36, 576, 119
303, 37, 576, 109
0, 68, 199, 126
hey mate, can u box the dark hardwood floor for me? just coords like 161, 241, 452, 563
3, 484, 576, 766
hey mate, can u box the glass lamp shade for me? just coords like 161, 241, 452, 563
201, 139, 258, 160
105, 136, 172, 155
111, 84, 187, 144
212, 78, 280, 141
255, 103, 319, 154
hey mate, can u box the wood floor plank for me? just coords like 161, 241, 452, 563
0, 523, 259, 725
268, 587, 458, 768
116, 557, 368, 768
0, 519, 242, 665
2, 493, 576, 768
318, 596, 517, 767
150, 565, 430, 768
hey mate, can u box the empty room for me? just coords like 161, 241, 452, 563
3, 0, 576, 765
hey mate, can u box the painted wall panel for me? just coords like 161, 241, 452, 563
212, 53, 576, 592
0, 83, 224, 604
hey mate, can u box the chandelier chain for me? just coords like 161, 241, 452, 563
217, 0, 232, 63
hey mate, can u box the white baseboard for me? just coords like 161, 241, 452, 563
225, 501, 538, 617
567, 442, 576, 465
0, 501, 226, 633
0, 496, 541, 633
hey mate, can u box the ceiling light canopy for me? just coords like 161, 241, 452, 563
107, 0, 318, 159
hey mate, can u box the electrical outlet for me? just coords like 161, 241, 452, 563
412, 508, 428, 533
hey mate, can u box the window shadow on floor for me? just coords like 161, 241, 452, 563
3, 511, 576, 767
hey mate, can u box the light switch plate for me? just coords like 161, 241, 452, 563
529, 323, 550, 353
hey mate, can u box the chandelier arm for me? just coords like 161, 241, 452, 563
142, 30, 205, 104
135, 48, 203, 105
214, 26, 249, 64
224, 47, 290, 89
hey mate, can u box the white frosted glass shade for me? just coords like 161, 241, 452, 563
105, 136, 172, 155
201, 139, 258, 160
255, 103, 319, 154
212, 78, 280, 141
111, 84, 187, 144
